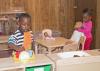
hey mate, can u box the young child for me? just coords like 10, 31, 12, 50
75, 9, 93, 50
42, 29, 55, 40
8, 13, 33, 52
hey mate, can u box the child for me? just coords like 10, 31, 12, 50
44, 32, 50, 39
75, 9, 93, 50
8, 13, 34, 52
42, 29, 55, 40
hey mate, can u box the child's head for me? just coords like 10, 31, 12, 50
42, 29, 52, 38
83, 8, 92, 22
44, 32, 49, 37
74, 21, 82, 29
18, 13, 31, 32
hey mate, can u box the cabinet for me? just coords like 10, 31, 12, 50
0, 54, 54, 71
26, 64, 51, 71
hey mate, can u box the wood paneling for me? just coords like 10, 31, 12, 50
26, 0, 75, 38
75, 0, 97, 21
0, 0, 25, 12
0, 0, 10, 12
59, 0, 75, 38
96, 0, 100, 49
26, 0, 61, 33
0, 0, 75, 38
1, 0, 99, 49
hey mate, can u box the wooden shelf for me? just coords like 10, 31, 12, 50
0, 10, 26, 15
0, 35, 9, 43
0, 18, 9, 21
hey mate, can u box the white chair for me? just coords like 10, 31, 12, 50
70, 30, 84, 43
63, 30, 86, 52
78, 35, 86, 50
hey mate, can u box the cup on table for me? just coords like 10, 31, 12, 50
27, 50, 33, 57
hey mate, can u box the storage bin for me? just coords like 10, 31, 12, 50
26, 64, 51, 71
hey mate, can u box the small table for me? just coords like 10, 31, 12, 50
35, 37, 72, 54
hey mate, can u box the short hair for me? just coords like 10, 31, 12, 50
18, 13, 31, 22
83, 8, 93, 16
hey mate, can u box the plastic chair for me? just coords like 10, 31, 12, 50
78, 35, 86, 50
63, 30, 86, 52
52, 31, 61, 37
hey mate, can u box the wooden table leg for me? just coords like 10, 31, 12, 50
48, 48, 52, 54
34, 43, 38, 54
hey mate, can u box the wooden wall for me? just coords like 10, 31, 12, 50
0, 0, 75, 38
26, 0, 60, 33
26, 0, 75, 38
0, 0, 25, 12
75, 0, 97, 21
96, 0, 100, 49
58, 0, 75, 38
0, 0, 100, 49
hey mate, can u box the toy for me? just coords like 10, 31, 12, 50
23, 32, 32, 50
42, 29, 55, 40
12, 50, 35, 63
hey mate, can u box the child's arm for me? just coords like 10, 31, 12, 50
8, 43, 25, 51
8, 35, 25, 51
77, 21, 92, 33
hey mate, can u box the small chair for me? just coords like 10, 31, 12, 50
63, 30, 86, 52
52, 31, 61, 37
78, 35, 86, 50
33, 32, 42, 40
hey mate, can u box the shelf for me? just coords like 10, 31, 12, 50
0, 35, 9, 43
0, 18, 9, 21
0, 10, 26, 15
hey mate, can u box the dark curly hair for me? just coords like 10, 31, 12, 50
18, 13, 31, 23
83, 8, 93, 16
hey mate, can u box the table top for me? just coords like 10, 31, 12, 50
47, 50, 100, 65
35, 37, 72, 48
0, 54, 54, 70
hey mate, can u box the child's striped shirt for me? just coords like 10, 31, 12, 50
8, 29, 33, 47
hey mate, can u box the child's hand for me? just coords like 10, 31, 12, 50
18, 46, 25, 51
74, 21, 82, 29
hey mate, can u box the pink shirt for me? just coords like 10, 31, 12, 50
77, 21, 92, 38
